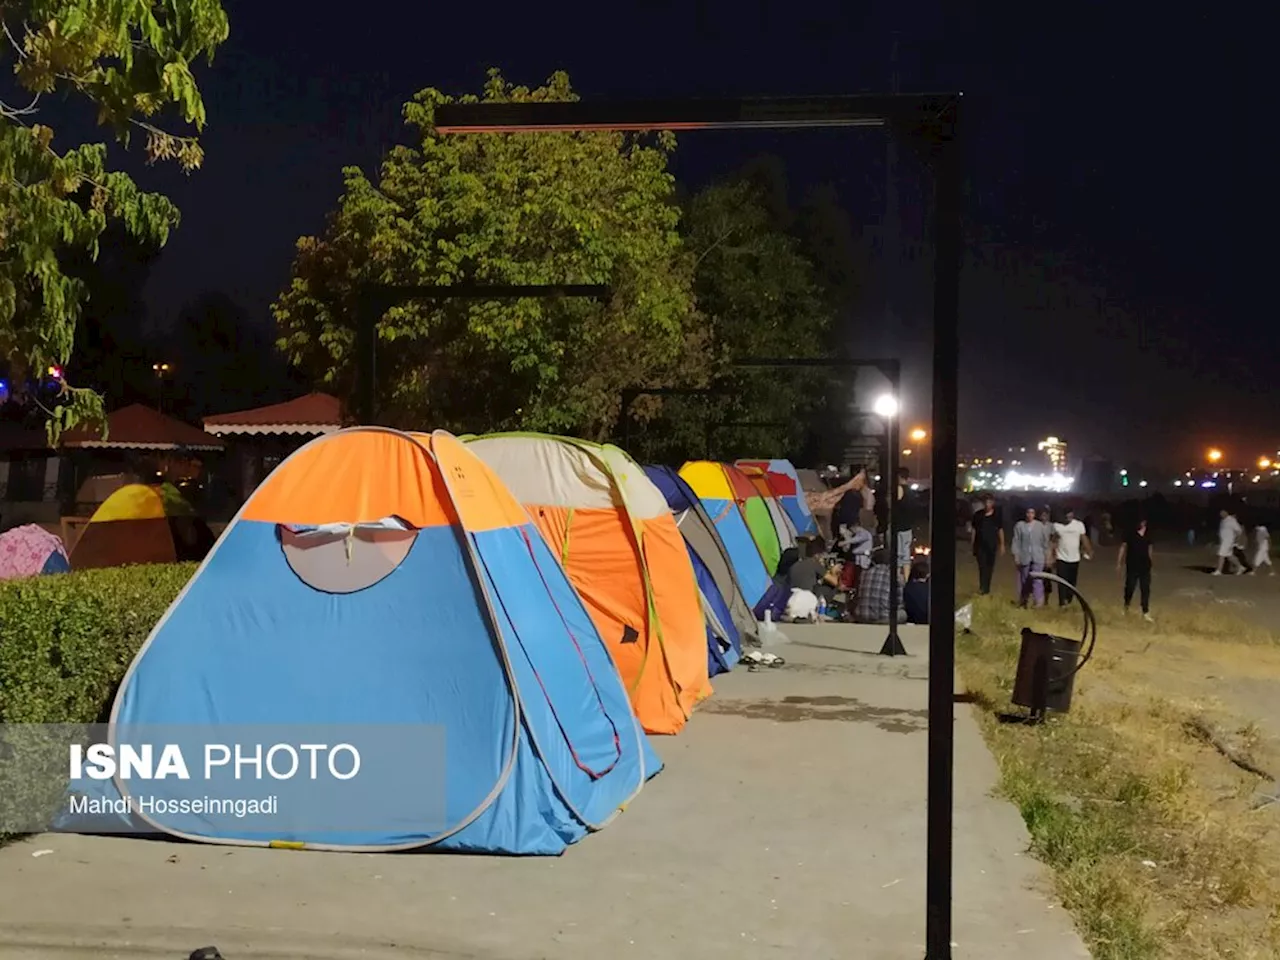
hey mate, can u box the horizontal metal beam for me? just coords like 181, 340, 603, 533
364, 283, 611, 301
434, 94, 958, 134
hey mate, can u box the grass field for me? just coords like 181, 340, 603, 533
956, 583, 1280, 959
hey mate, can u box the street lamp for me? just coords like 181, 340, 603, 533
873, 393, 900, 418
910, 427, 928, 443
1259, 457, 1272, 470
153, 362, 172, 414
873, 392, 906, 657
1207, 448, 1223, 464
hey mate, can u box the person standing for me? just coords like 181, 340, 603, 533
970, 494, 1004, 595
1252, 524, 1273, 576
1214, 508, 1244, 575
1117, 518, 1154, 621
1011, 506, 1051, 608
1052, 508, 1092, 605
875, 466, 915, 582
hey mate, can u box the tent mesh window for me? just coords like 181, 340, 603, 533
278, 517, 418, 594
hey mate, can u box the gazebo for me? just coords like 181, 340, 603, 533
58, 403, 225, 547
202, 393, 348, 502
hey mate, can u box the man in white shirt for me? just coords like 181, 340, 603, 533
1051, 508, 1092, 606
1215, 509, 1244, 575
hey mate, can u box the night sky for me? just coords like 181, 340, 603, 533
117, 0, 1270, 466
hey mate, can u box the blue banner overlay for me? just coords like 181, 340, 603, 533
0, 724, 446, 842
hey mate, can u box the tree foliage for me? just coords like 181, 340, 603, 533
274, 69, 708, 441
168, 290, 285, 418
0, 0, 229, 440
630, 171, 839, 464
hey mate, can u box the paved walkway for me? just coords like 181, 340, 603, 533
0, 624, 1090, 960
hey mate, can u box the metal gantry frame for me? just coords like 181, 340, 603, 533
425, 92, 962, 960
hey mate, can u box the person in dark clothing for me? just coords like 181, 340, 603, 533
875, 466, 916, 582
903, 558, 930, 624
787, 537, 837, 603
1117, 518, 1154, 621
969, 494, 1004, 595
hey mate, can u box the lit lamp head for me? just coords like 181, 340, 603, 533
873, 394, 899, 419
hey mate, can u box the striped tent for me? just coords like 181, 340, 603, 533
466, 434, 711, 736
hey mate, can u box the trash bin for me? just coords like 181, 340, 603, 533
1009, 571, 1097, 722
1012, 628, 1083, 717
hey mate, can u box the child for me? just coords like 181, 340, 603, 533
1253, 524, 1274, 576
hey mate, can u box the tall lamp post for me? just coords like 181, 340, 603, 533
152, 362, 172, 415
874, 392, 907, 657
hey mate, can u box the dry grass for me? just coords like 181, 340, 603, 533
958, 594, 1280, 959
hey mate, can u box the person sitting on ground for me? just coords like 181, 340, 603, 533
852, 546, 906, 625
787, 536, 839, 605
903, 557, 930, 624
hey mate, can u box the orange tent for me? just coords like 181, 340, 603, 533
465, 434, 711, 735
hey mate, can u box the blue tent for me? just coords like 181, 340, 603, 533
57, 428, 660, 856
644, 466, 750, 676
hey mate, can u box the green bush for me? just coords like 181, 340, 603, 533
0, 563, 196, 724
0, 563, 195, 846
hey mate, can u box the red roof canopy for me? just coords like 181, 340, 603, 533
203, 393, 347, 436
61, 405, 224, 451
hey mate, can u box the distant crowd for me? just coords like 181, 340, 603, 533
966, 497, 1273, 623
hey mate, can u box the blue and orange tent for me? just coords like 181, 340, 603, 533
736, 459, 819, 536
643, 465, 748, 677
60, 427, 658, 855
677, 461, 783, 616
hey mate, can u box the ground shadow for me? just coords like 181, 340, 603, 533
1184, 564, 1216, 574
699, 695, 927, 733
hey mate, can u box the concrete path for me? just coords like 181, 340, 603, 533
0, 624, 1090, 960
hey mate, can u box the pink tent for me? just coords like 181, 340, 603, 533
0, 524, 70, 581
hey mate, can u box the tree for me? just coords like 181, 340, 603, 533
63, 221, 162, 405
273, 69, 708, 441
630, 172, 837, 464
0, 0, 230, 439
169, 291, 283, 418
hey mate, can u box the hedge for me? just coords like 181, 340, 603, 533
0, 563, 196, 725
0, 563, 195, 845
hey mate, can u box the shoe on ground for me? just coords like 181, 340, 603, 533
1143, 613, 1154, 622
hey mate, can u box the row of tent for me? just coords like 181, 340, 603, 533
0, 483, 217, 583
59, 429, 820, 856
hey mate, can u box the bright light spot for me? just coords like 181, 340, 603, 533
1201, 481, 1216, 488
1002, 470, 1074, 492
1139, 480, 1148, 488
1174, 480, 1183, 487
873, 394, 899, 418
902, 449, 912, 456
1207, 448, 1223, 463
1260, 457, 1272, 470
910, 428, 927, 443
910, 483, 920, 491
1120, 469, 1128, 476
47, 365, 62, 379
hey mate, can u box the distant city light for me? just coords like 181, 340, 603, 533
1002, 470, 1073, 492
1207, 448, 1223, 464
1119, 469, 1128, 476
1260, 457, 1272, 470
1138, 480, 1148, 488
1201, 481, 1216, 489
910, 428, 928, 443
